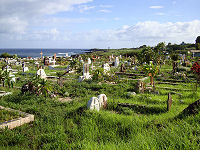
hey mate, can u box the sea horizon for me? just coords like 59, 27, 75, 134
0, 48, 90, 58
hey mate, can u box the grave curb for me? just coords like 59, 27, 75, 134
0, 106, 34, 129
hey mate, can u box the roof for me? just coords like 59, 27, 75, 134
190, 50, 200, 53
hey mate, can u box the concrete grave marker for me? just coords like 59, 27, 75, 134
78, 63, 91, 82
114, 57, 119, 67
37, 67, 47, 79
103, 63, 110, 73
88, 58, 92, 64
87, 97, 100, 111
97, 94, 107, 109
23, 67, 29, 72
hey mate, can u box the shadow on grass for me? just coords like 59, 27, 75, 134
108, 102, 167, 115
175, 99, 200, 119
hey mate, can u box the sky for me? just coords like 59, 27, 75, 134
0, 0, 200, 49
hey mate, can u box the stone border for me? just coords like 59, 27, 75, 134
0, 91, 12, 97
0, 106, 34, 129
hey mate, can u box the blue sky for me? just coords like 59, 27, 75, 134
0, 0, 200, 49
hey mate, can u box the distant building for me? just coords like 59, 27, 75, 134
190, 50, 200, 57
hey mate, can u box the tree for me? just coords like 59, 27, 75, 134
138, 46, 154, 64
142, 61, 159, 90
170, 53, 179, 73
196, 36, 200, 50
153, 42, 166, 66
191, 61, 200, 90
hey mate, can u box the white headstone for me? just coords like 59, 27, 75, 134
88, 58, 91, 64
37, 69, 47, 79
23, 67, 29, 72
115, 57, 119, 67
103, 63, 110, 73
97, 94, 107, 108
78, 63, 91, 82
83, 63, 90, 77
87, 97, 100, 111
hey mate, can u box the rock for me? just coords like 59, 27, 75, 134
126, 92, 136, 98
63, 91, 69, 97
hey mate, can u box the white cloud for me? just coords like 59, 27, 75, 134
99, 5, 113, 8
65, 20, 200, 47
149, 6, 164, 9
156, 12, 165, 16
1, 19, 200, 48
172, 1, 177, 5
99, 9, 111, 13
79, 5, 96, 13
0, 0, 93, 34
114, 17, 120, 21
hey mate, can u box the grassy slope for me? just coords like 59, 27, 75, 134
0, 79, 200, 149
0, 50, 200, 149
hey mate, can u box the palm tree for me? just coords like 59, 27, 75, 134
37, 78, 53, 97
0, 70, 5, 85
3, 71, 12, 88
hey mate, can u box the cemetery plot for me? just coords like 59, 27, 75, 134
0, 106, 34, 129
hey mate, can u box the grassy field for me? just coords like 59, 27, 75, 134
0, 51, 200, 149
0, 78, 200, 149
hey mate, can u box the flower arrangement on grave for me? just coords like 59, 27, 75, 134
191, 61, 200, 90
142, 61, 159, 88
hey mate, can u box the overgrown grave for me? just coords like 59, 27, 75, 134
0, 106, 34, 129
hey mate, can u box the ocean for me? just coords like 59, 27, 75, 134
0, 49, 90, 58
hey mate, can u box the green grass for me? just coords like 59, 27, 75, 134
0, 58, 200, 149
0, 109, 24, 123
0, 79, 199, 149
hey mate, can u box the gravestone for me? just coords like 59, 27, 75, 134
97, 94, 107, 109
137, 80, 145, 93
103, 63, 110, 73
36, 68, 47, 79
167, 93, 172, 111
83, 63, 90, 77
78, 63, 91, 82
114, 57, 119, 67
87, 97, 100, 111
23, 67, 29, 72
120, 64, 126, 72
57, 77, 63, 87
88, 58, 92, 64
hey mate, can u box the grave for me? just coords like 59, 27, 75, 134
97, 94, 108, 109
87, 94, 108, 111
87, 97, 100, 111
88, 58, 92, 64
115, 57, 119, 67
167, 93, 172, 111
23, 67, 29, 72
103, 63, 110, 73
0, 91, 12, 97
120, 64, 126, 72
78, 63, 92, 82
36, 67, 47, 79
0, 106, 34, 129
137, 80, 145, 93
